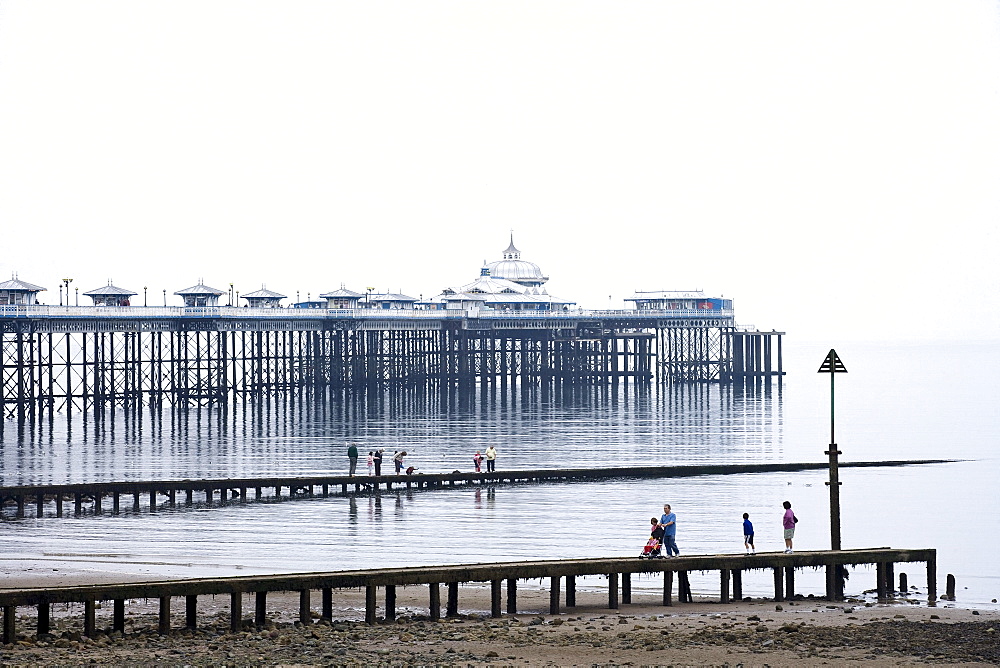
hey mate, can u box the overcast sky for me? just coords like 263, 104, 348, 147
1, 1, 998, 343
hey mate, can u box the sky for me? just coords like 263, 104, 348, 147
1, 1, 999, 343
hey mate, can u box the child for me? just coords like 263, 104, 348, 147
473, 451, 483, 472
366, 451, 374, 476
640, 517, 665, 558
743, 512, 755, 555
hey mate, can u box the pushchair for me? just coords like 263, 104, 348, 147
640, 535, 663, 558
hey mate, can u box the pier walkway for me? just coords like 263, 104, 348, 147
0, 548, 936, 642
0, 460, 952, 519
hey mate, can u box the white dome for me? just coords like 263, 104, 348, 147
485, 238, 548, 287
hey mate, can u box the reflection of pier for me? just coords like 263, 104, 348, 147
0, 460, 949, 520
0, 548, 936, 640
0, 307, 783, 417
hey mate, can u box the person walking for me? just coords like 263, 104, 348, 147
782, 501, 797, 553
743, 512, 755, 555
373, 449, 383, 477
484, 445, 497, 472
347, 443, 359, 476
659, 504, 679, 557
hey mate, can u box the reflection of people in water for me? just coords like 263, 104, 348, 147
348, 496, 358, 524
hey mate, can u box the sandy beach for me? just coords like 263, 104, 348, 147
1, 571, 998, 667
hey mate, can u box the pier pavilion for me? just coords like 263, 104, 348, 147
0, 240, 783, 417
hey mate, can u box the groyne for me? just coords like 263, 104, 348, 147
0, 459, 953, 519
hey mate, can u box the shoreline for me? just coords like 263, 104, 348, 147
1, 583, 998, 666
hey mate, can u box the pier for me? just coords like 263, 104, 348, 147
0, 460, 950, 519
0, 548, 936, 641
0, 306, 783, 418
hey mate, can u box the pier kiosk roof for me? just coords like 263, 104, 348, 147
241, 288, 286, 308
174, 282, 225, 307
0, 277, 46, 305
318, 287, 364, 309
83, 283, 137, 306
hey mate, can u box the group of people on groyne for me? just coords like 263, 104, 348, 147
641, 501, 798, 558
346, 444, 498, 477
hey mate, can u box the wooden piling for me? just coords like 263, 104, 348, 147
608, 573, 619, 610
446, 582, 459, 617
365, 586, 376, 624
322, 588, 333, 621
114, 599, 125, 633
732, 569, 743, 600
506, 578, 517, 614
37, 600, 50, 635
384, 586, 395, 622
429, 583, 440, 620
566, 575, 576, 607
491, 580, 502, 618
549, 576, 561, 614
720, 569, 730, 603
622, 572, 631, 604
255, 591, 268, 627
3, 605, 14, 644
157, 597, 169, 634
785, 566, 795, 599
773, 568, 784, 602
899, 572, 908, 594
299, 589, 311, 624
945, 574, 956, 601
663, 570, 673, 606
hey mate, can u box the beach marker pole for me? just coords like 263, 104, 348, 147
818, 349, 848, 551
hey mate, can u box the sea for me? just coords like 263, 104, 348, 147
1, 340, 997, 609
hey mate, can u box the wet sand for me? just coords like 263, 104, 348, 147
2, 570, 998, 666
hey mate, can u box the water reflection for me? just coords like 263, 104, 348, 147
1, 383, 782, 486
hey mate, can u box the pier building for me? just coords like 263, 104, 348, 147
83, 283, 136, 307
0, 277, 45, 306
0, 239, 783, 418
241, 288, 286, 308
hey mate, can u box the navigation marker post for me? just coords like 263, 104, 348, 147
818, 349, 848, 551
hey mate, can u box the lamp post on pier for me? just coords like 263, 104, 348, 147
74, 287, 78, 306
817, 349, 848, 550
143, 286, 148, 307
163, 289, 166, 307
61, 278, 73, 306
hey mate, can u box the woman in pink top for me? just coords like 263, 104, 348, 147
782, 500, 796, 553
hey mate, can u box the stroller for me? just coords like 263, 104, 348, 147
640, 523, 665, 559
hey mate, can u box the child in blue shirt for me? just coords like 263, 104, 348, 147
743, 512, 755, 555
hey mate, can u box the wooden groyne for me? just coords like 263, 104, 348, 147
0, 548, 936, 642
0, 460, 953, 519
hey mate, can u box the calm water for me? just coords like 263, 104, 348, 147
1, 341, 997, 607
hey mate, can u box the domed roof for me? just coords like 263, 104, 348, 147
484, 237, 548, 287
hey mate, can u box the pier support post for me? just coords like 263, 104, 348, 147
3, 605, 14, 645
36, 495, 44, 518
825, 566, 836, 601
945, 574, 956, 601
365, 586, 377, 624
228, 593, 241, 631
156, 597, 169, 635
384, 586, 395, 622
608, 573, 619, 610
549, 576, 561, 615
56, 495, 63, 517
491, 580, 502, 618
83, 599, 96, 636
113, 599, 125, 633
772, 568, 784, 602
255, 592, 268, 628
429, 583, 441, 620
679, 571, 692, 603
112, 492, 120, 515
37, 601, 50, 636
927, 557, 937, 603
721, 569, 731, 603
506, 578, 517, 614
566, 575, 576, 607
322, 588, 333, 622
662, 571, 673, 606
886, 563, 895, 597
299, 589, 311, 625
732, 570, 743, 601
785, 567, 795, 599
446, 582, 459, 617
876, 563, 888, 601
622, 572, 631, 605
899, 572, 908, 595
188, 595, 199, 631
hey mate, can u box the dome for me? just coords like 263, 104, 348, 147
484, 237, 548, 288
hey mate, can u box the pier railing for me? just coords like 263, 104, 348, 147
0, 305, 735, 321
